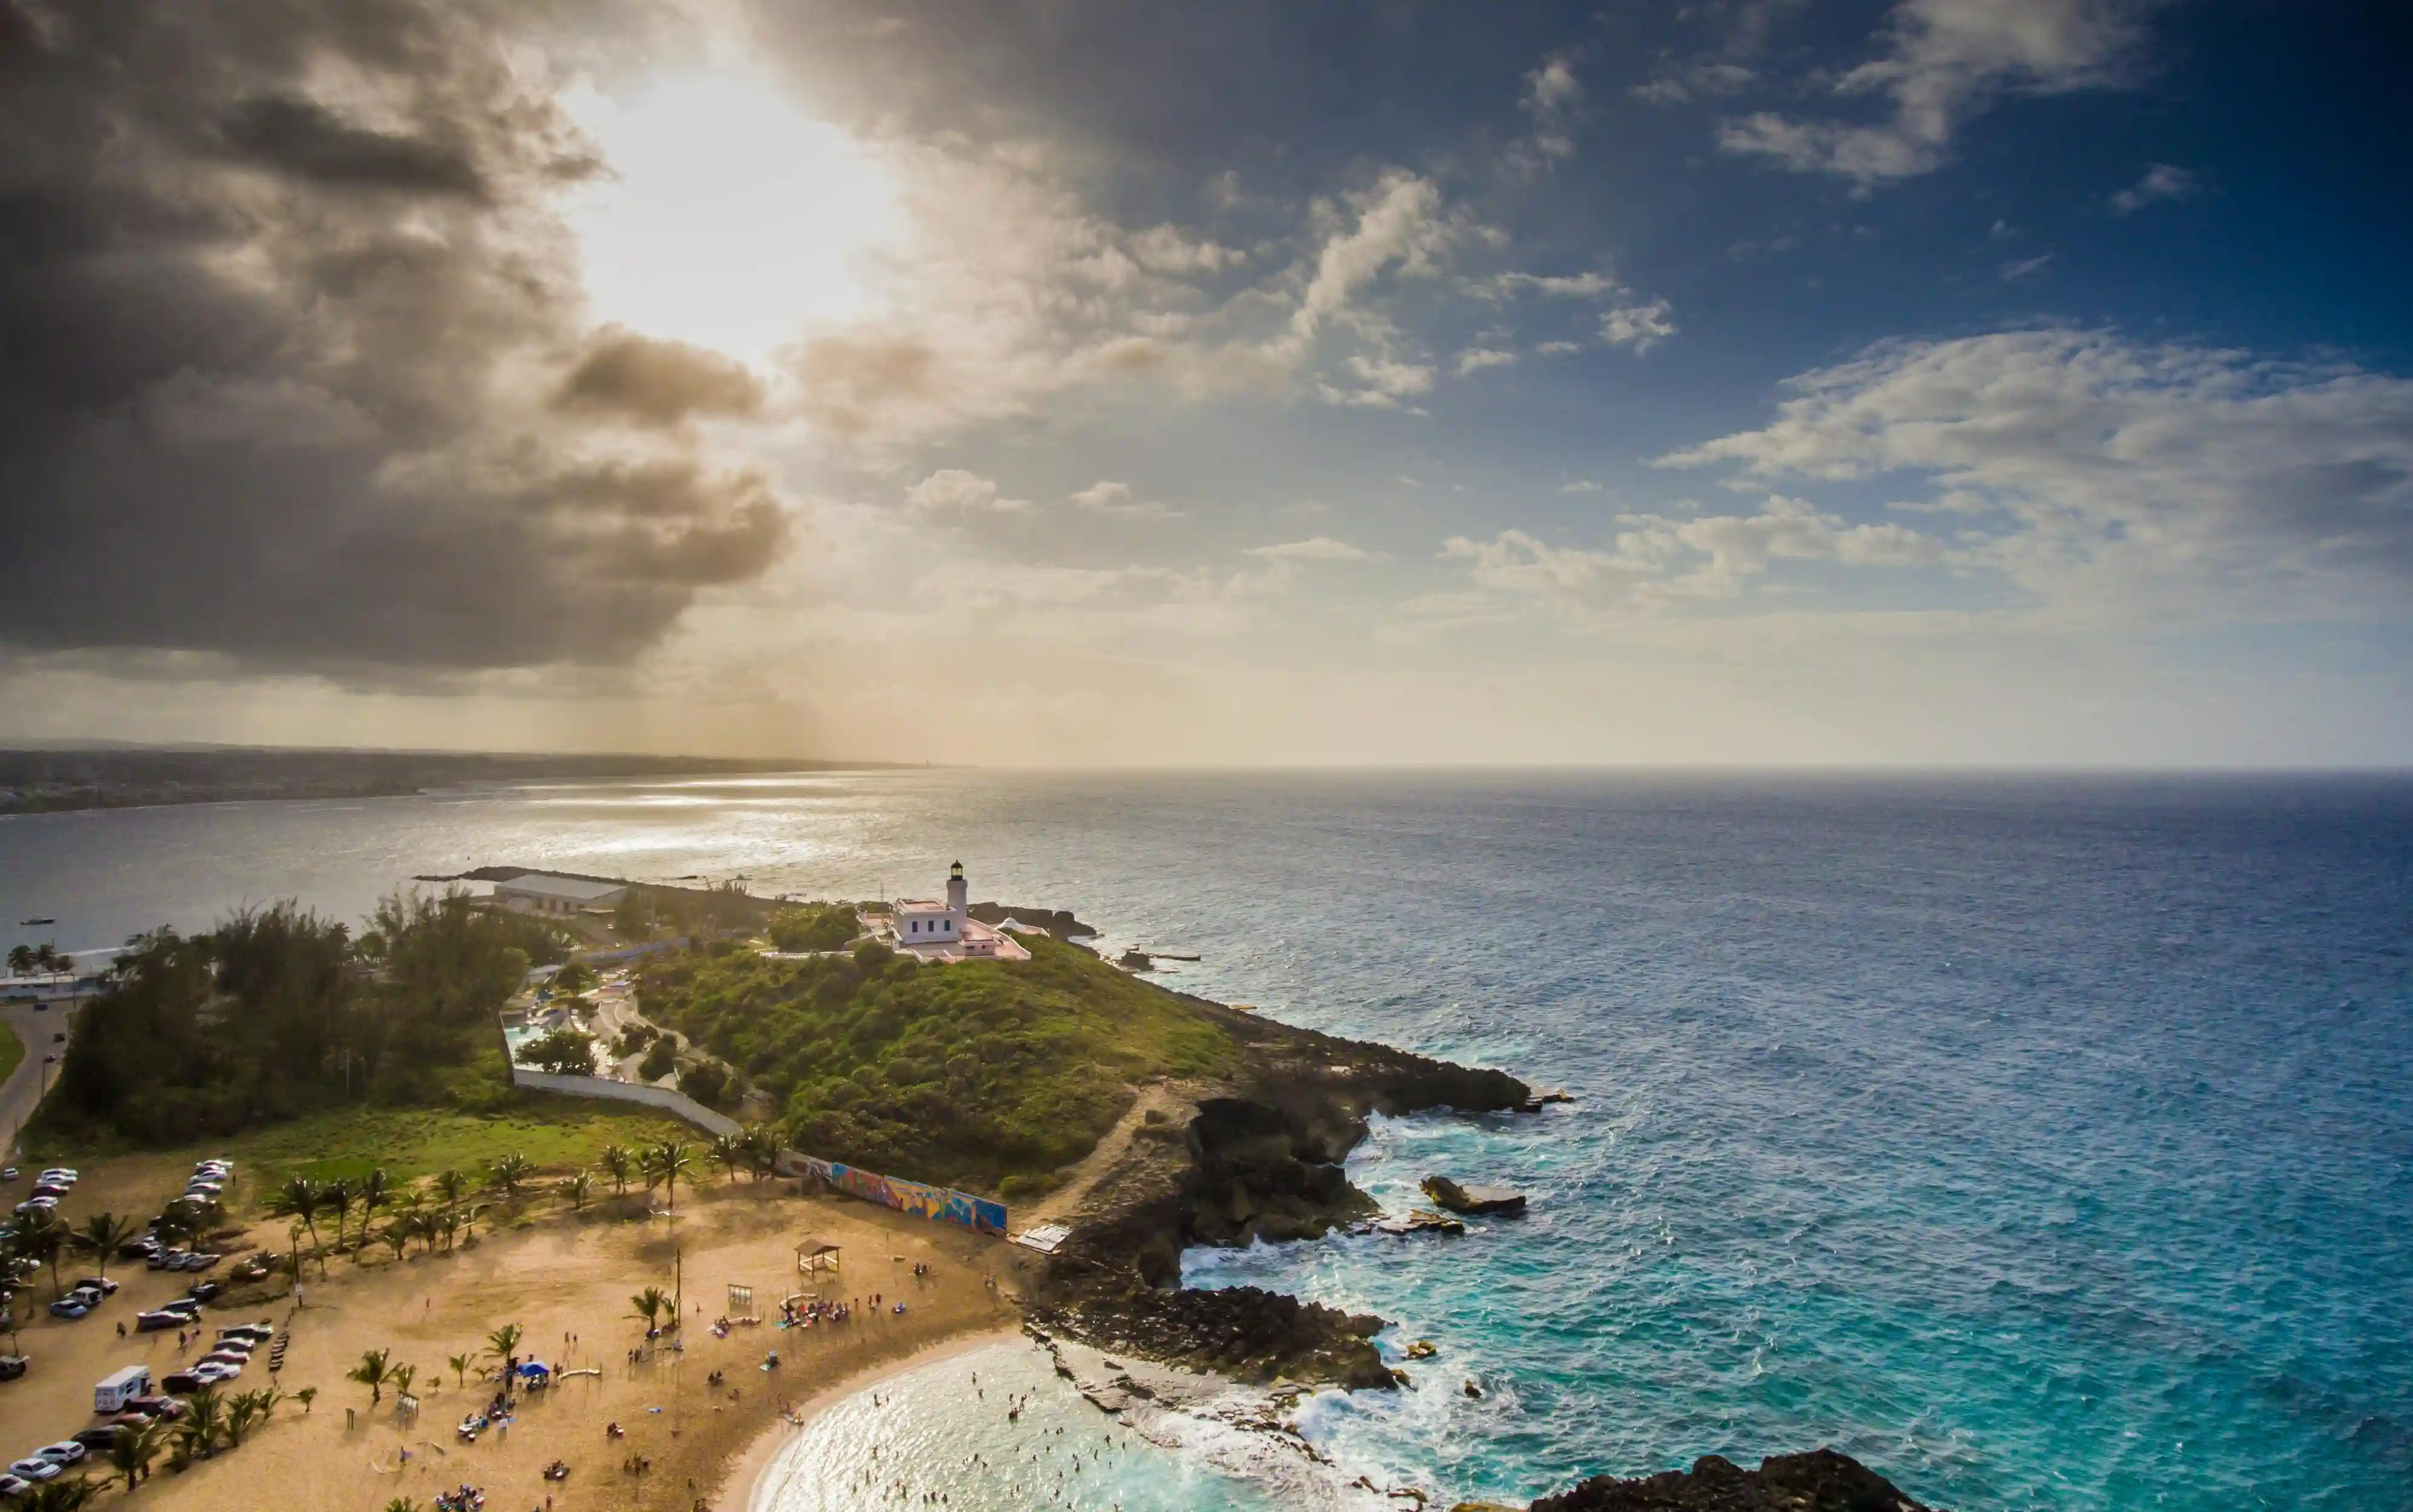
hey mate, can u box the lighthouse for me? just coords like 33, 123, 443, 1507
946, 860, 968, 934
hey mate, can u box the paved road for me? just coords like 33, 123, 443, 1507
0, 1000, 76, 1161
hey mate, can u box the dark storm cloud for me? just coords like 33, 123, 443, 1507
556, 329, 767, 427
0, 0, 785, 678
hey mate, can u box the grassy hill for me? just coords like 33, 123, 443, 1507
638, 935, 1234, 1198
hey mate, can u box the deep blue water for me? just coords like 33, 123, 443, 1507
5, 771, 2409, 1510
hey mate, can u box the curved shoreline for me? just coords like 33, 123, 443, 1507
711, 1324, 1023, 1512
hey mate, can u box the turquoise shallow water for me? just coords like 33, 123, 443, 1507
5, 771, 2409, 1510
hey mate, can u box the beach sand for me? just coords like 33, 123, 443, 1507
4, 1179, 1024, 1512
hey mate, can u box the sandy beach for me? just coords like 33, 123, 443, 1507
1, 1175, 1029, 1512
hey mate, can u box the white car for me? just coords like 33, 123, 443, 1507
0, 1167, 18, 1181
0, 1471, 33, 1496
5, 1459, 59, 1483
193, 1360, 240, 1384
31, 1444, 85, 1468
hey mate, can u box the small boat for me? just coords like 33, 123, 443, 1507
19, 918, 53, 926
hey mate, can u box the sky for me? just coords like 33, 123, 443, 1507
2, 0, 2409, 767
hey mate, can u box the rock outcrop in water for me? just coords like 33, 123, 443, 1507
1526, 1450, 1940, 1512
1028, 987, 1532, 1388
1422, 1175, 1528, 1215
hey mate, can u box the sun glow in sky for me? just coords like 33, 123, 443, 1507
566, 68, 900, 363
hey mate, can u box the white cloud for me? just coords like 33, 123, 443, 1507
1632, 60, 1757, 105
905, 468, 1031, 513
1488, 269, 1621, 299
1557, 479, 1603, 494
1602, 299, 1678, 351
1536, 340, 1582, 355
1656, 328, 2413, 622
2109, 162, 2197, 215
1067, 480, 1182, 520
1506, 53, 1584, 176
1720, 0, 2159, 187
2001, 253, 2053, 280
1454, 348, 1518, 376
1439, 494, 1944, 622
1249, 537, 1377, 562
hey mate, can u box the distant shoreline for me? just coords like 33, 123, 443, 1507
0, 746, 950, 816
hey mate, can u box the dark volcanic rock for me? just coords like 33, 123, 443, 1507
1530, 1450, 1939, 1512
1422, 1175, 1527, 1215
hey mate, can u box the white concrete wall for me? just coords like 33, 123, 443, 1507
509, 1066, 743, 1138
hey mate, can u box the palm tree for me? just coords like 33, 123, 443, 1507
558, 1172, 593, 1211
178, 1384, 226, 1461
347, 1347, 395, 1404
489, 1152, 535, 1204
73, 1213, 139, 1282
357, 1168, 391, 1224
15, 1209, 68, 1298
643, 1138, 694, 1212
708, 1133, 747, 1186
34, 943, 65, 974
375, 1220, 411, 1263
293, 1387, 317, 1414
383, 1499, 420, 1512
744, 1127, 783, 1183
598, 1144, 634, 1196
104, 1418, 164, 1491
269, 1177, 324, 1256
5, 944, 32, 976
484, 1322, 523, 1366
446, 1352, 474, 1388
457, 1200, 487, 1247
25, 1480, 101, 1512
319, 1178, 354, 1253
388, 1363, 416, 1402
629, 1286, 671, 1335
432, 1169, 468, 1209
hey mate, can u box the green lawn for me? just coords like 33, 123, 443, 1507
0, 1017, 22, 1090
130, 1096, 692, 1197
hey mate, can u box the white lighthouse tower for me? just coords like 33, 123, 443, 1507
946, 860, 968, 934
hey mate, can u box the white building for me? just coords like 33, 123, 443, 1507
493, 873, 627, 917
882, 863, 1029, 963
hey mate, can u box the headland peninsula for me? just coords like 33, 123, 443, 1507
0, 866, 1944, 1512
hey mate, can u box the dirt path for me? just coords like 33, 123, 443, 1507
1025, 1080, 1197, 1227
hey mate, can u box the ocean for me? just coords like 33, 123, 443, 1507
4, 771, 2408, 1511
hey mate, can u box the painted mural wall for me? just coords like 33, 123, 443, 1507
790, 1153, 1009, 1236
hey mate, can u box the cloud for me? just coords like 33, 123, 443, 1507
2000, 253, 2053, 281
2109, 162, 2197, 214
1505, 52, 1584, 177
1557, 479, 1603, 494
1068, 480, 1180, 519
1249, 538, 1376, 562
1720, 0, 2160, 187
1441, 494, 1943, 621
556, 329, 765, 426
1602, 300, 1679, 351
1632, 61, 1757, 106
905, 469, 1032, 513
0, 0, 789, 678
1656, 329, 2413, 621
1454, 348, 1518, 376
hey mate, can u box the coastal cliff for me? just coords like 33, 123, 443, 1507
1028, 988, 1533, 1388
1525, 1449, 1939, 1512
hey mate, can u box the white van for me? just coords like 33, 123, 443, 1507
94, 1365, 151, 1415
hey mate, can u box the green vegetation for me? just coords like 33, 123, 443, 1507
515, 1027, 599, 1076
767, 902, 860, 952
36, 891, 574, 1146
638, 934, 1233, 1195
0, 1017, 21, 1088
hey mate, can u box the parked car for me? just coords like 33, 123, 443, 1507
205, 1340, 254, 1359
68, 1276, 117, 1297
216, 1324, 274, 1344
11, 1200, 54, 1218
145, 1250, 177, 1271
118, 1237, 160, 1260
191, 1361, 240, 1384
119, 1396, 184, 1421
35, 1169, 75, 1183
159, 1372, 202, 1395
0, 1472, 31, 1497
70, 1427, 124, 1451
30, 1442, 85, 1467
45, 1298, 89, 1320
0, 1357, 25, 1382
186, 1281, 222, 1304
134, 1311, 187, 1333
0, 1167, 16, 1181
5, 1459, 59, 1483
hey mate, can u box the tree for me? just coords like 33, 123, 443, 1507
767, 903, 859, 952
105, 1417, 165, 1491
5, 944, 31, 976
679, 1060, 731, 1110
446, 1352, 474, 1388
515, 1028, 598, 1077
268, 1177, 324, 1258
24, 1480, 101, 1512
432, 1169, 468, 1209
72, 1212, 138, 1282
293, 1387, 317, 1415
629, 1286, 670, 1335
485, 1322, 523, 1366
15, 1209, 68, 1298
598, 1145, 634, 1196
558, 1172, 593, 1211
613, 888, 653, 940
744, 1127, 783, 1183
387, 1363, 415, 1402
319, 1178, 354, 1256
34, 943, 66, 974
347, 1347, 395, 1404
708, 1132, 747, 1185
177, 1385, 226, 1461
375, 1220, 411, 1263
487, 1152, 536, 1204
553, 960, 598, 995
637, 1035, 678, 1083
357, 1168, 391, 1226
642, 1138, 693, 1212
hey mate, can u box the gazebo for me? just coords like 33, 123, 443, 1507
795, 1238, 842, 1278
